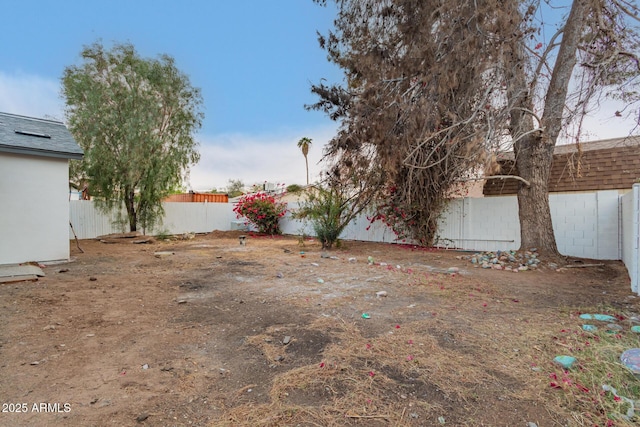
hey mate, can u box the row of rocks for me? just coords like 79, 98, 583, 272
460, 249, 559, 272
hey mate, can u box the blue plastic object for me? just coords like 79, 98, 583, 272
579, 314, 616, 322
554, 355, 577, 369
620, 348, 640, 374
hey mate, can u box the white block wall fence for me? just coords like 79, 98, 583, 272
70, 187, 640, 294
621, 184, 639, 294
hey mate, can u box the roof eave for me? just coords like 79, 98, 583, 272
0, 145, 84, 160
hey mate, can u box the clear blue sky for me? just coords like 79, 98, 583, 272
0, 0, 342, 191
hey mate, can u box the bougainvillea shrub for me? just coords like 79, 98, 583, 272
232, 191, 287, 235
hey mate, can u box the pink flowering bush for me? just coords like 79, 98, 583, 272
233, 191, 287, 235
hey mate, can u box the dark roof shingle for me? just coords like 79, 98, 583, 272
0, 112, 83, 160
484, 137, 640, 195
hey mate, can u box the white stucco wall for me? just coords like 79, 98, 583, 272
0, 152, 71, 264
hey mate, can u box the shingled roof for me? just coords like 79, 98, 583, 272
483, 136, 640, 196
0, 112, 83, 160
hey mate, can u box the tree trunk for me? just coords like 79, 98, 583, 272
305, 155, 309, 186
507, 0, 588, 258
514, 136, 559, 256
125, 190, 137, 232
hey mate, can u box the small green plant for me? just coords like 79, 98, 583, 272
286, 184, 304, 194
233, 191, 287, 235
293, 184, 364, 250
155, 229, 172, 240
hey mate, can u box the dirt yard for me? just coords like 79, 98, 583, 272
0, 231, 638, 427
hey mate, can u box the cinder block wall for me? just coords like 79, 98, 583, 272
437, 190, 622, 259
70, 190, 624, 260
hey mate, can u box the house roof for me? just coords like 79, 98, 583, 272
0, 112, 83, 160
484, 136, 640, 195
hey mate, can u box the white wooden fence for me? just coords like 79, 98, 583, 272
70, 186, 640, 294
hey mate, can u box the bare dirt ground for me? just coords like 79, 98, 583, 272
0, 231, 638, 427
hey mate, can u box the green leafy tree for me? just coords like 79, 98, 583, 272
286, 183, 304, 194
63, 42, 203, 232
226, 179, 245, 198
297, 137, 313, 185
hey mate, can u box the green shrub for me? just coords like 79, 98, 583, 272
294, 185, 361, 249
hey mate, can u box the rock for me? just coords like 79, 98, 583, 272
274, 355, 285, 362
89, 276, 98, 281
276, 272, 284, 278
282, 336, 291, 345
154, 251, 174, 258
447, 267, 459, 273
376, 291, 388, 297
136, 413, 149, 422
606, 323, 623, 331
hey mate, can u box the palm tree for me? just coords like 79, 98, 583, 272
297, 137, 313, 185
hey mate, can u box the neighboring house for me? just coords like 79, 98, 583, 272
483, 137, 640, 196
0, 112, 83, 265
